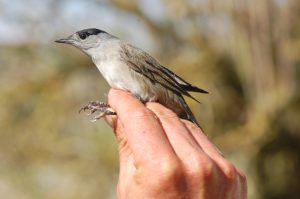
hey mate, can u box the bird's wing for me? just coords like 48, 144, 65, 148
158, 65, 209, 94
120, 43, 208, 103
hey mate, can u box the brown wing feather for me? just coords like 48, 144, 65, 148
120, 43, 205, 103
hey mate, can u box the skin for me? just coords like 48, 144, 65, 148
105, 89, 247, 199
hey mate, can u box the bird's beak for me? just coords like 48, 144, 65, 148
55, 35, 75, 44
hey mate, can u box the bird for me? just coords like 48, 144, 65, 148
55, 28, 208, 126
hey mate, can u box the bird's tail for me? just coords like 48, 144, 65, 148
178, 97, 201, 127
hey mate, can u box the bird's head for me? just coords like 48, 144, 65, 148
55, 28, 117, 56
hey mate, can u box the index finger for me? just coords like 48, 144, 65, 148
108, 89, 177, 167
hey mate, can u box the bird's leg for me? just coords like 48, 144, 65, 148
79, 101, 116, 122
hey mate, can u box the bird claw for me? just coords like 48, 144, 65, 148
79, 101, 116, 121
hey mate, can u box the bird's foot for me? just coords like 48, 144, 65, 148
79, 101, 116, 122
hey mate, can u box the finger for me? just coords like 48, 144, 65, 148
106, 117, 137, 197
182, 120, 223, 155
146, 102, 213, 170
110, 118, 130, 163
104, 115, 129, 156
182, 120, 230, 170
105, 115, 137, 179
108, 89, 178, 167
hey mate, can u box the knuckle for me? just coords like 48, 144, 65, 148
145, 157, 182, 187
140, 158, 184, 193
197, 160, 215, 180
188, 155, 215, 180
222, 161, 238, 181
157, 158, 182, 181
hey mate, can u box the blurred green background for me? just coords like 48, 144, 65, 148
0, 0, 299, 198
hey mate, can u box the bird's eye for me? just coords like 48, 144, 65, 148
79, 32, 87, 40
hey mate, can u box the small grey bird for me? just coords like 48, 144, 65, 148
55, 28, 208, 126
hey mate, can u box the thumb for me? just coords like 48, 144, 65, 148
105, 115, 131, 165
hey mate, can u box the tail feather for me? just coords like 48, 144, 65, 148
178, 97, 201, 127
181, 84, 209, 94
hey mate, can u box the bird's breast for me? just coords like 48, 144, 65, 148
94, 57, 160, 100
93, 55, 183, 115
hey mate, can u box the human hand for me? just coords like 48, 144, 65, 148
105, 89, 247, 199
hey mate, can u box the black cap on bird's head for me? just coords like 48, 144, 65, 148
55, 28, 115, 52
76, 28, 107, 40
55, 28, 107, 43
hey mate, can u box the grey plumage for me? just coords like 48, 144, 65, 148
55, 28, 208, 126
